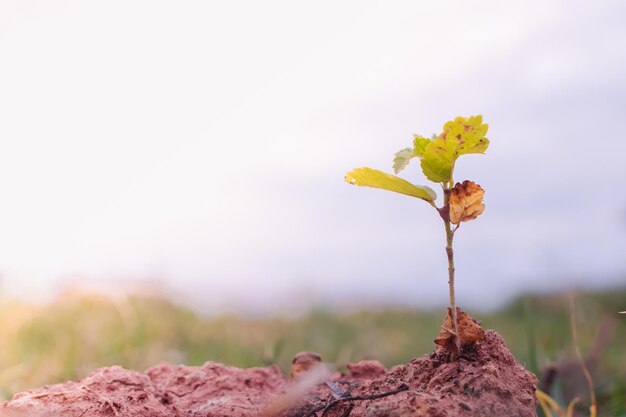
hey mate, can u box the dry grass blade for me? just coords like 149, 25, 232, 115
536, 390, 581, 417
566, 398, 580, 417
569, 295, 597, 417
536, 389, 567, 417
536, 294, 600, 417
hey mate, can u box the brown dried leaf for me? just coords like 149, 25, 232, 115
434, 308, 485, 354
449, 181, 485, 225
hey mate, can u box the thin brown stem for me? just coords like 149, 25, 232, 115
443, 189, 460, 358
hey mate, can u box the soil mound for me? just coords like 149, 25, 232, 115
1, 331, 537, 417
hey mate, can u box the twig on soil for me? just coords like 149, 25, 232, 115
103, 398, 120, 416
301, 383, 409, 417
325, 381, 357, 399
30, 390, 74, 399
107, 379, 146, 388
336, 403, 354, 417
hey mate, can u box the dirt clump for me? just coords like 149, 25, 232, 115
1, 362, 286, 417
286, 331, 537, 417
345, 360, 387, 381
1, 330, 537, 417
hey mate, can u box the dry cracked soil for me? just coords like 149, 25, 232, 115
1, 330, 538, 417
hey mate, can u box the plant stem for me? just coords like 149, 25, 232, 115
443, 188, 460, 358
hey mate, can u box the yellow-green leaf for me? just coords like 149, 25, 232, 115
412, 135, 431, 157
420, 115, 489, 183
420, 143, 454, 183
443, 115, 489, 156
346, 167, 436, 202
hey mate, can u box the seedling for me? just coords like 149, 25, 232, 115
346, 115, 489, 358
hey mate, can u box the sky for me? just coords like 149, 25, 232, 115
0, 0, 625, 312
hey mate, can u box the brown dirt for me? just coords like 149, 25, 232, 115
1, 330, 538, 417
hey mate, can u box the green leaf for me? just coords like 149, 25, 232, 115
420, 115, 489, 183
346, 167, 436, 202
420, 144, 454, 183
392, 147, 413, 174
412, 135, 431, 157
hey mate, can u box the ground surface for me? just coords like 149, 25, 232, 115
1, 330, 537, 417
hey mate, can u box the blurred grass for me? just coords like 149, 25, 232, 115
0, 288, 624, 416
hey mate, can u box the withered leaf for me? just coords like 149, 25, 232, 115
449, 181, 485, 225
434, 307, 485, 354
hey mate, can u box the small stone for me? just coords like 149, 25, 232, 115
290, 351, 322, 379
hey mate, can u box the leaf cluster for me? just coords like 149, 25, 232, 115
346, 115, 489, 209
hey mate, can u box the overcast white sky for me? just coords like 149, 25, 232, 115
0, 0, 625, 312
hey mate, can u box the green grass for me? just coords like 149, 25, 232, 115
0, 288, 624, 416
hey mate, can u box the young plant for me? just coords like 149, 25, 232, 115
345, 115, 489, 359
